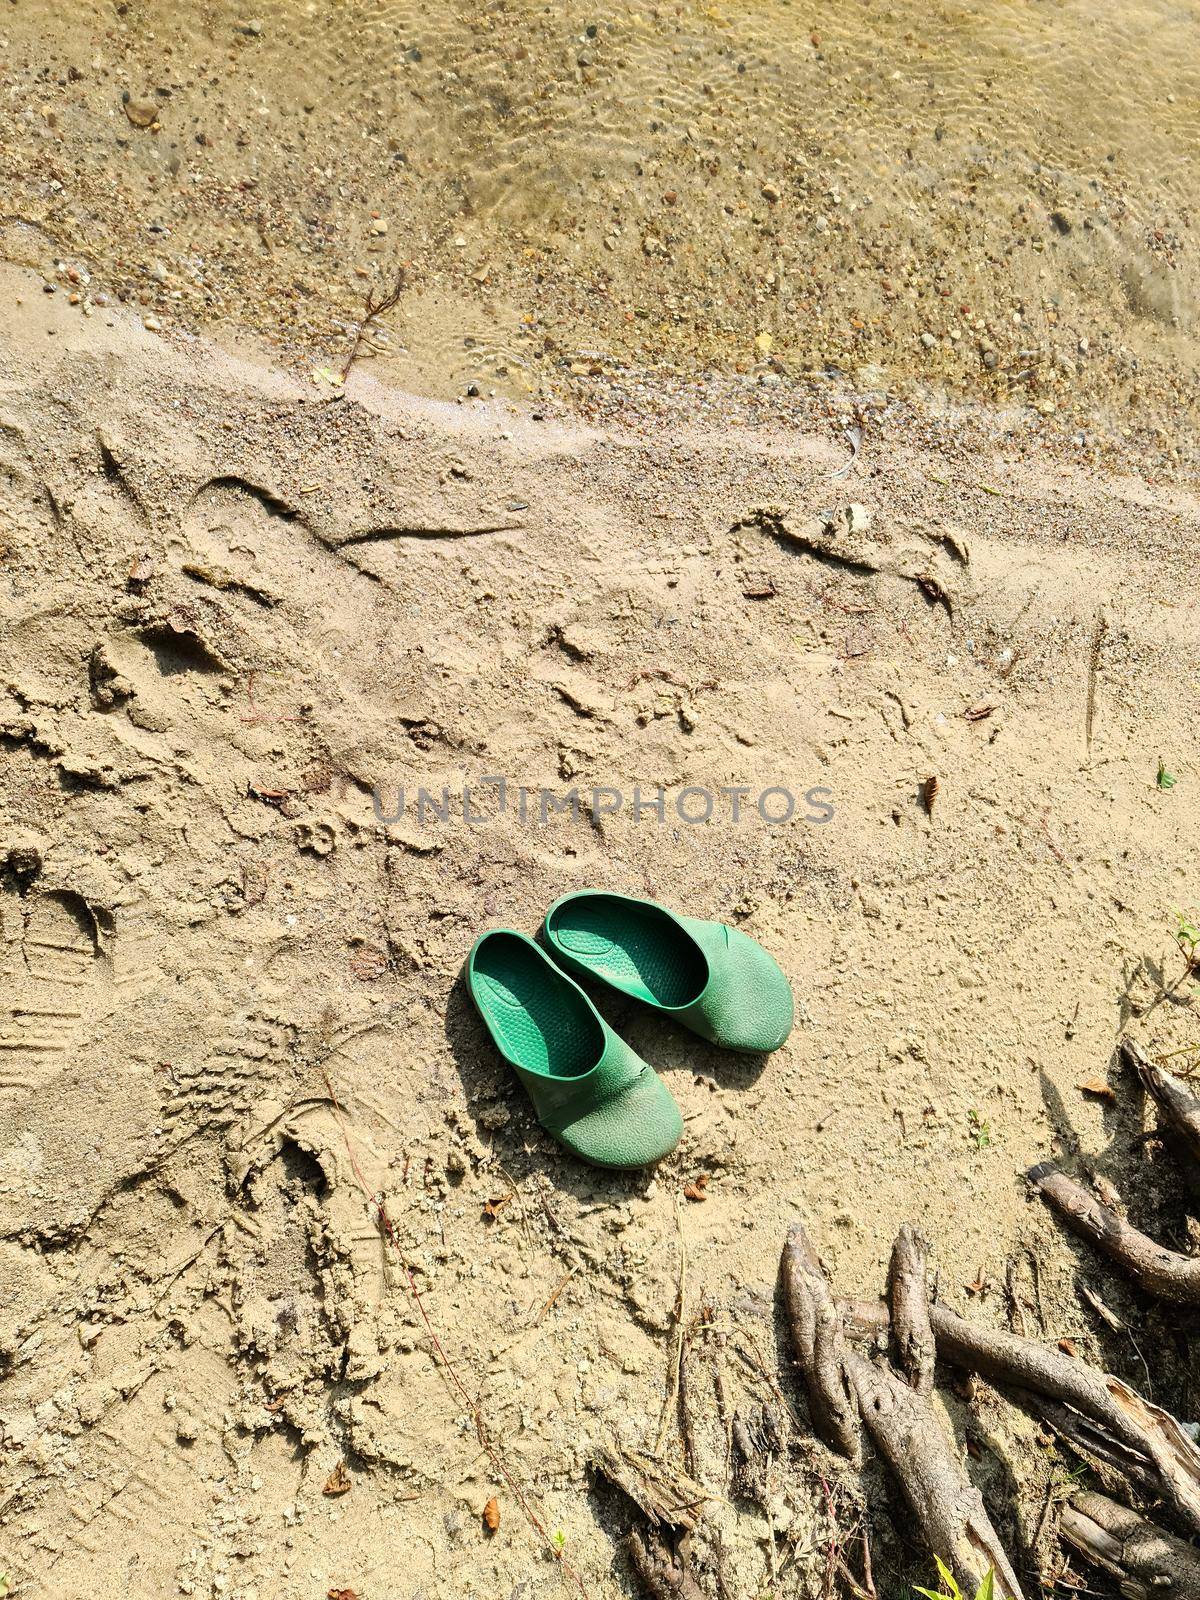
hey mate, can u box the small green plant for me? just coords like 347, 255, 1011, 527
1174, 911, 1200, 974
551, 1529, 566, 1555
968, 1109, 992, 1150
1157, 759, 1177, 791
914, 1557, 994, 1600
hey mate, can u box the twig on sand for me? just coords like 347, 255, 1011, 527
655, 1195, 688, 1454
1085, 609, 1107, 758
534, 1263, 579, 1325
341, 270, 406, 382
711, 1349, 734, 1479
678, 1325, 700, 1478
859, 1526, 876, 1599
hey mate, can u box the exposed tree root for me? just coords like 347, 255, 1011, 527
590, 1443, 708, 1533
779, 1221, 861, 1461
1027, 1160, 1200, 1306
625, 1529, 707, 1600
888, 1224, 936, 1395
1124, 1038, 1200, 1167
845, 1349, 1025, 1600
783, 1222, 1022, 1599
844, 1298, 1200, 1533
777, 1029, 1200, 1600
1061, 1491, 1200, 1600
1009, 1389, 1160, 1496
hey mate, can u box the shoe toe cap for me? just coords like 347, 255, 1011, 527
557, 1069, 683, 1169
706, 933, 795, 1052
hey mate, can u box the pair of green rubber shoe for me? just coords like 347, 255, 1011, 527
465, 891, 794, 1170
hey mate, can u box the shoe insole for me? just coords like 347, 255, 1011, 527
472, 933, 601, 1078
549, 897, 706, 1008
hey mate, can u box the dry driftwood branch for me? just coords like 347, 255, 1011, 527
1061, 1491, 1200, 1600
845, 1298, 1200, 1533
845, 1350, 1025, 1600
889, 1224, 936, 1395
625, 1528, 706, 1600
779, 1221, 861, 1460
1124, 1038, 1200, 1166
1027, 1160, 1200, 1306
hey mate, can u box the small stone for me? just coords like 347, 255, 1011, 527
981, 348, 998, 370
642, 234, 665, 256
144, 315, 162, 331
370, 217, 389, 235
919, 330, 937, 349
760, 181, 781, 203
124, 97, 158, 129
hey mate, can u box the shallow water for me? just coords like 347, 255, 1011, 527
2, 0, 1196, 431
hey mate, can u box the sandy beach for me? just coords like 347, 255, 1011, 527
2, 4, 1200, 1599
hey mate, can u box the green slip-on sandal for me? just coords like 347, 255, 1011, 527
543, 891, 794, 1053
464, 928, 683, 1169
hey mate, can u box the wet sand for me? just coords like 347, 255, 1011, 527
1, 0, 1197, 468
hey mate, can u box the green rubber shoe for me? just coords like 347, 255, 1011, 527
465, 929, 683, 1169
543, 892, 794, 1053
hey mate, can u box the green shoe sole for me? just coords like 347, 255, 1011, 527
543, 891, 794, 1053
465, 928, 683, 1169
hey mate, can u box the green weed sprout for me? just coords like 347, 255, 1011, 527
914, 1558, 994, 1600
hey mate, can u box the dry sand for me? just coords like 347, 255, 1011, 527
2, 251, 1200, 1599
